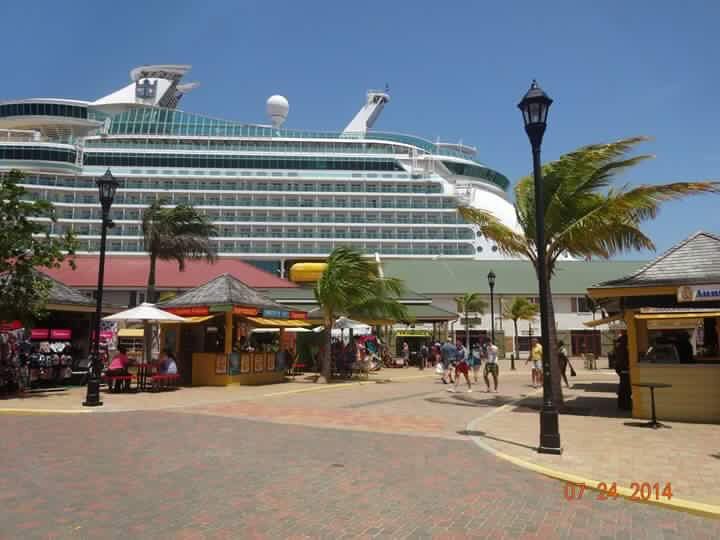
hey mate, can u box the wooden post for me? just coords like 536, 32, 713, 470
224, 311, 233, 355
625, 310, 639, 418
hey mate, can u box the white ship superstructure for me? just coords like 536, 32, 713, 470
0, 64, 518, 275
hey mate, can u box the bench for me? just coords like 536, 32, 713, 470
103, 374, 133, 392
149, 373, 180, 391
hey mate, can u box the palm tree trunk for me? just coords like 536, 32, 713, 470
465, 312, 470, 351
319, 318, 332, 383
147, 253, 158, 304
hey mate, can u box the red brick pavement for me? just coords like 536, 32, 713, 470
1, 411, 718, 539
185, 401, 449, 436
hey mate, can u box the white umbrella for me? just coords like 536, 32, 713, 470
333, 317, 370, 330
103, 303, 185, 364
103, 303, 186, 323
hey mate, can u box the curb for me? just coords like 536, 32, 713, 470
466, 410, 720, 519
0, 408, 91, 415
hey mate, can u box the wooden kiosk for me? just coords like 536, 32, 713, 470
588, 232, 720, 423
158, 274, 308, 386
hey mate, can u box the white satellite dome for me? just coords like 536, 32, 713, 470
266, 95, 289, 128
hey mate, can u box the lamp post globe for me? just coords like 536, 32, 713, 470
518, 81, 562, 454
518, 80, 553, 147
97, 169, 119, 212
487, 270, 496, 343
83, 169, 118, 407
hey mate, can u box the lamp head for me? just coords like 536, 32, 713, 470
96, 169, 119, 213
518, 80, 552, 145
487, 269, 496, 289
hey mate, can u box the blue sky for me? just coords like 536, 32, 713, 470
3, 0, 718, 257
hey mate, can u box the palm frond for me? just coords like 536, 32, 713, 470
457, 207, 535, 260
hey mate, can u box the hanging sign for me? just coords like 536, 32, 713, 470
233, 306, 259, 316
396, 329, 432, 337
209, 304, 233, 313
166, 306, 210, 316
0, 320, 22, 332
289, 311, 307, 320
30, 328, 50, 339
50, 329, 72, 340
262, 309, 289, 319
677, 285, 720, 303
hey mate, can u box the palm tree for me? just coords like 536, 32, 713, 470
141, 201, 217, 365
314, 246, 407, 382
455, 292, 487, 352
459, 136, 719, 403
142, 200, 218, 303
503, 298, 539, 370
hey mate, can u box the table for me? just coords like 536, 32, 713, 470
632, 382, 672, 428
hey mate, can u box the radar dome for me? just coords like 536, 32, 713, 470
266, 95, 289, 128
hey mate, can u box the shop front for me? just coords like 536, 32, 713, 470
158, 274, 307, 386
588, 232, 720, 423
1, 273, 121, 390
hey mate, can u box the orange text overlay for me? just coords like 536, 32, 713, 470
564, 482, 673, 501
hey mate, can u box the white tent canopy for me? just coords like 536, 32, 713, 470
333, 317, 370, 330
103, 303, 185, 323
103, 303, 185, 364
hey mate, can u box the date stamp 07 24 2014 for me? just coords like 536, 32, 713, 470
564, 482, 673, 502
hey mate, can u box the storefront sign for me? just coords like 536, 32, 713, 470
0, 320, 22, 332
233, 306, 259, 316
677, 285, 720, 302
50, 329, 72, 340
262, 309, 289, 319
396, 329, 432, 337
30, 328, 50, 340
289, 311, 307, 320
209, 304, 233, 313
253, 353, 265, 373
215, 353, 228, 375
166, 306, 210, 316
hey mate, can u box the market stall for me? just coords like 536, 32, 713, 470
158, 274, 308, 386
588, 232, 720, 423
1, 273, 121, 391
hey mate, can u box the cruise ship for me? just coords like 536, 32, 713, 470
0, 64, 518, 277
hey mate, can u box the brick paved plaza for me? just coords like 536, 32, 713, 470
1, 365, 719, 539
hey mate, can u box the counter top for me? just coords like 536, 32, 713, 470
638, 362, 720, 368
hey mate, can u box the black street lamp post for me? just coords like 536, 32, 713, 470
83, 169, 118, 407
518, 81, 562, 454
487, 270, 496, 343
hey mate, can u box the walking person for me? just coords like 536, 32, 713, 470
526, 338, 542, 388
419, 341, 429, 370
401, 341, 410, 368
440, 338, 456, 384
449, 340, 472, 393
484, 340, 499, 392
470, 342, 482, 383
557, 340, 571, 388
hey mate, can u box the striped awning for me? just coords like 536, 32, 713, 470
118, 328, 143, 337
245, 317, 311, 328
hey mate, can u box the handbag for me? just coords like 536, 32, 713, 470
569, 360, 577, 377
